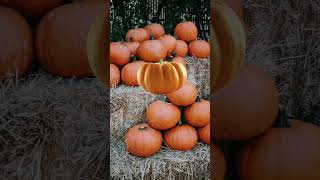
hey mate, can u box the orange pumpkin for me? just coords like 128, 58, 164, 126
144, 23, 165, 39
172, 56, 187, 68
137, 60, 187, 94
125, 28, 149, 43
121, 61, 146, 86
123, 41, 140, 56
212, 144, 226, 180
125, 123, 162, 157
198, 123, 210, 144
158, 34, 177, 56
110, 42, 131, 67
175, 40, 188, 57
188, 40, 210, 58
185, 99, 210, 127
110, 64, 120, 87
164, 123, 198, 151
238, 120, 320, 180
175, 21, 198, 42
0, 7, 33, 79
146, 100, 180, 130
166, 82, 197, 106
137, 37, 167, 62
36, 2, 104, 77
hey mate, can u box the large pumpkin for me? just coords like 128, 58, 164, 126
213, 64, 279, 140
125, 28, 149, 43
211, 0, 246, 91
144, 23, 165, 39
110, 42, 131, 67
125, 123, 162, 157
137, 61, 187, 94
212, 144, 226, 180
185, 99, 210, 127
137, 37, 167, 62
166, 82, 197, 106
238, 120, 320, 180
175, 21, 198, 42
36, 2, 104, 77
0, 7, 33, 79
188, 40, 210, 58
121, 61, 146, 86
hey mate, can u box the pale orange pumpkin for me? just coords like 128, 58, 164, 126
110, 42, 131, 67
144, 23, 165, 39
137, 37, 167, 62
185, 99, 210, 127
198, 124, 210, 144
125, 28, 149, 43
158, 34, 177, 56
166, 82, 197, 106
121, 61, 146, 86
123, 41, 140, 56
110, 64, 120, 87
188, 40, 210, 58
175, 21, 198, 42
175, 40, 188, 57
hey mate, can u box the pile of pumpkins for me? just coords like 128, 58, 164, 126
213, 1, 320, 180
125, 82, 210, 157
110, 21, 210, 90
0, 0, 104, 79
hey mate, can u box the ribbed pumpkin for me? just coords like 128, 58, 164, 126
185, 99, 210, 127
158, 34, 177, 56
137, 37, 167, 62
36, 2, 104, 77
110, 42, 131, 67
0, 7, 33, 79
188, 40, 210, 58
198, 123, 210, 144
175, 40, 188, 57
110, 64, 120, 87
146, 100, 180, 130
175, 21, 198, 42
164, 122, 198, 151
212, 0, 246, 91
124, 41, 140, 56
125, 28, 149, 43
166, 82, 197, 106
212, 144, 226, 180
125, 123, 162, 157
137, 60, 187, 94
144, 23, 165, 39
121, 61, 146, 86
238, 120, 320, 180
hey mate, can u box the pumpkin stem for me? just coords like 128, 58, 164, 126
163, 96, 170, 103
147, 20, 152, 25
129, 37, 134, 42
159, 59, 164, 64
138, 126, 147, 130
149, 34, 155, 40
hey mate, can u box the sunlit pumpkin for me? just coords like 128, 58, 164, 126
238, 120, 320, 180
137, 36, 167, 62
166, 82, 197, 106
110, 64, 120, 87
125, 28, 149, 43
188, 40, 210, 58
175, 21, 198, 42
158, 34, 177, 56
144, 23, 165, 39
212, 144, 226, 180
110, 42, 131, 67
125, 123, 162, 157
137, 60, 187, 94
0, 7, 33, 79
175, 40, 188, 57
172, 56, 187, 68
198, 124, 210, 144
121, 61, 146, 86
185, 99, 210, 127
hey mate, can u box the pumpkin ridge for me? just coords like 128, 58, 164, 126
171, 62, 187, 88
162, 63, 179, 92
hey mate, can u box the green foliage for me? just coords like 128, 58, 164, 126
110, 0, 210, 41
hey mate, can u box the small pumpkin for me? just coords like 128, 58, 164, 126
125, 123, 162, 157
121, 61, 146, 86
185, 99, 210, 127
110, 64, 120, 87
110, 42, 131, 67
158, 34, 177, 56
123, 41, 140, 56
146, 100, 180, 130
175, 40, 188, 57
188, 40, 210, 58
137, 60, 187, 94
172, 56, 187, 68
212, 144, 226, 180
166, 82, 197, 106
175, 21, 198, 42
125, 28, 149, 43
164, 122, 198, 151
144, 23, 165, 39
137, 36, 167, 62
0, 7, 33, 79
198, 123, 210, 144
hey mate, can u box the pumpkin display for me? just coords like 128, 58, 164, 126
144, 23, 165, 39
137, 60, 187, 94
164, 123, 198, 151
0, 0, 62, 17
110, 64, 120, 87
137, 37, 167, 62
36, 2, 104, 77
125, 28, 149, 43
125, 123, 162, 157
185, 99, 210, 127
213, 64, 279, 140
175, 40, 188, 57
146, 100, 180, 130
198, 124, 210, 144
0, 7, 33, 79
174, 21, 198, 42
124, 41, 140, 56
166, 82, 197, 106
172, 56, 187, 68
110, 42, 131, 67
212, 144, 226, 180
188, 40, 210, 58
238, 120, 320, 180
158, 34, 177, 56
121, 61, 146, 86
211, 0, 246, 91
